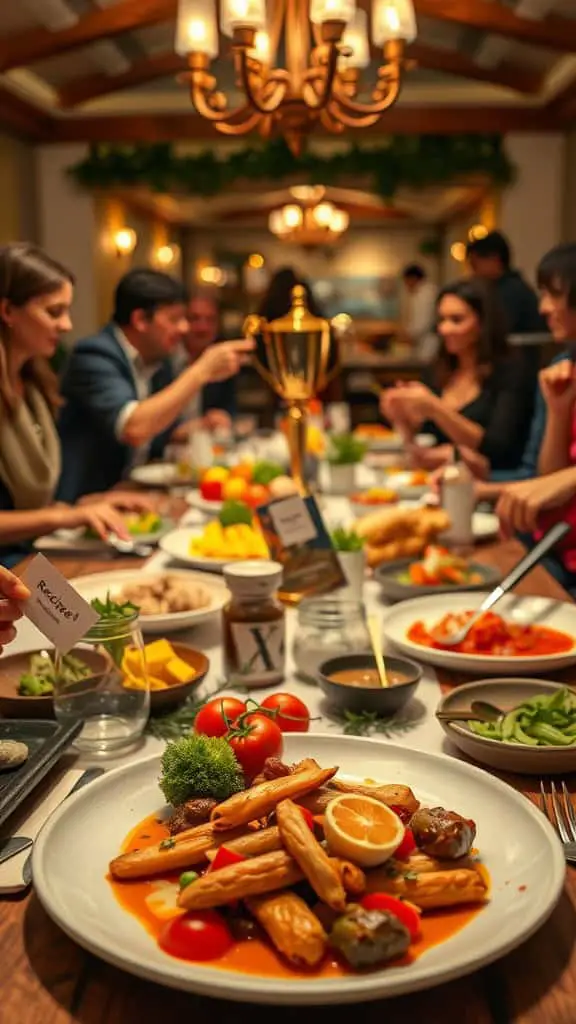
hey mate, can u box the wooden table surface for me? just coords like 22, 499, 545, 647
2, 539, 576, 1024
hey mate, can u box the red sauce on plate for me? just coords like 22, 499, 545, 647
407, 611, 574, 657
108, 813, 486, 978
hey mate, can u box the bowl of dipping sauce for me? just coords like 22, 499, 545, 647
316, 651, 422, 715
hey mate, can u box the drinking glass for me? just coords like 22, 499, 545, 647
52, 611, 150, 753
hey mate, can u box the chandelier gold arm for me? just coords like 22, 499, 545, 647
328, 40, 406, 120
236, 48, 291, 115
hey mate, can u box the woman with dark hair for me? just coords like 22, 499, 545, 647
257, 267, 325, 321
0, 243, 145, 567
380, 276, 537, 470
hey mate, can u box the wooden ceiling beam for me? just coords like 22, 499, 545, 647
0, 0, 177, 73
0, 86, 52, 140
49, 105, 560, 143
59, 52, 186, 108
413, 0, 576, 53
546, 74, 576, 121
408, 42, 543, 94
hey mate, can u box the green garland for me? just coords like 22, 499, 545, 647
68, 135, 514, 199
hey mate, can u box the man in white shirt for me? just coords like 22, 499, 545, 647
57, 269, 253, 500
172, 289, 235, 434
400, 263, 438, 351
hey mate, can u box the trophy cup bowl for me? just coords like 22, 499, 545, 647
244, 285, 339, 492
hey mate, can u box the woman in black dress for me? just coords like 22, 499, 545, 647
380, 277, 537, 471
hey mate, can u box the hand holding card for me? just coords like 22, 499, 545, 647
21, 554, 98, 655
0, 567, 30, 654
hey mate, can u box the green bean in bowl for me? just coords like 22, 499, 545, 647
468, 688, 576, 747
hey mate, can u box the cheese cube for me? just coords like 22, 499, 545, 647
164, 655, 196, 686
143, 639, 175, 673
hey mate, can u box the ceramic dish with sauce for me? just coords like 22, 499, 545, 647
32, 735, 564, 1004
317, 653, 422, 715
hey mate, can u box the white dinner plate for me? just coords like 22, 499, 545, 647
381, 470, 430, 501
35, 518, 175, 555
382, 591, 576, 674
129, 464, 194, 488
355, 432, 436, 454
68, 569, 229, 634
159, 527, 236, 572
33, 734, 564, 1005
185, 490, 223, 515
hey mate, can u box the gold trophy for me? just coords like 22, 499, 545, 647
244, 285, 339, 492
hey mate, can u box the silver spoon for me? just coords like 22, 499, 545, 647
433, 521, 571, 646
436, 699, 506, 724
106, 535, 153, 558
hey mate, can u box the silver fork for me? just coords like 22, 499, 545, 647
539, 779, 576, 864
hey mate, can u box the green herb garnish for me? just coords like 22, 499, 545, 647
327, 433, 367, 465
159, 734, 244, 805
330, 526, 365, 552
159, 837, 176, 850
338, 709, 417, 739
90, 593, 138, 621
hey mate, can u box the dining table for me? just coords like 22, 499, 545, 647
1, 524, 575, 1024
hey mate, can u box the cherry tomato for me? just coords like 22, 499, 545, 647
394, 827, 417, 860
228, 712, 283, 779
159, 910, 233, 961
360, 893, 420, 940
244, 483, 270, 509
210, 846, 246, 872
297, 805, 315, 832
194, 697, 247, 738
260, 693, 310, 733
200, 479, 223, 502
388, 804, 413, 826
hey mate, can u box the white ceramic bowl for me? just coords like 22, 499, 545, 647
437, 677, 576, 774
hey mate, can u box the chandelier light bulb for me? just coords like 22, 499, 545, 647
339, 9, 370, 69
175, 0, 219, 56
310, 0, 356, 25
283, 204, 304, 228
221, 0, 266, 37
113, 228, 137, 256
373, 0, 417, 45
313, 201, 335, 228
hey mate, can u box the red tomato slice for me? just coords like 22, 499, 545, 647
260, 693, 311, 733
159, 911, 233, 961
194, 697, 247, 738
210, 846, 246, 872
200, 480, 223, 502
297, 805, 315, 832
394, 828, 417, 860
360, 893, 421, 940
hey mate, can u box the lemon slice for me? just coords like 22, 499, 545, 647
324, 794, 405, 868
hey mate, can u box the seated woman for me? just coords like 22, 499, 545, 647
379, 277, 537, 472
0, 243, 150, 568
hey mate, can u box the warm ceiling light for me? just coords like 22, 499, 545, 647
247, 252, 265, 268
269, 194, 350, 247
468, 224, 489, 242
199, 264, 227, 285
451, 242, 467, 263
154, 243, 181, 268
113, 227, 137, 257
175, 0, 417, 155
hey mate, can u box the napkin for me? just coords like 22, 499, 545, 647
0, 767, 84, 894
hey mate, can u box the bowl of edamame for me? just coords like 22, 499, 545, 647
436, 677, 576, 775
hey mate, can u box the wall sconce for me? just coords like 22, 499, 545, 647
450, 242, 467, 263
153, 243, 181, 269
113, 227, 137, 258
199, 264, 227, 286
468, 224, 488, 242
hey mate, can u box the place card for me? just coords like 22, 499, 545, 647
257, 494, 346, 603
21, 554, 99, 654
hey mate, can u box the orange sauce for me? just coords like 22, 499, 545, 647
408, 611, 574, 657
109, 813, 487, 979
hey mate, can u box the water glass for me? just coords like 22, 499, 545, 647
53, 611, 150, 754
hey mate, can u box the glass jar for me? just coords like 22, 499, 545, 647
52, 610, 150, 754
223, 560, 285, 688
293, 597, 371, 682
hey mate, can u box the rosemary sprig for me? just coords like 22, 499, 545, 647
337, 709, 418, 738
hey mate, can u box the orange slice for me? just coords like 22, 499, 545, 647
324, 794, 405, 867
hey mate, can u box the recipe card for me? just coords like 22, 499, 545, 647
21, 554, 99, 654
256, 494, 346, 603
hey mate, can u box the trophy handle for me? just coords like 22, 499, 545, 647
243, 314, 279, 393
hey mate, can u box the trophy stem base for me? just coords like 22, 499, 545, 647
287, 401, 308, 495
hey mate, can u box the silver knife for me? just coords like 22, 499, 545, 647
0, 836, 33, 867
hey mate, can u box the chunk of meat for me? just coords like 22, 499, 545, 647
168, 797, 218, 835
410, 806, 476, 859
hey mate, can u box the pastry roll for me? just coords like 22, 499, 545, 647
246, 892, 327, 967
332, 858, 366, 897
178, 850, 304, 910
300, 781, 418, 817
211, 765, 338, 831
277, 799, 346, 911
364, 867, 488, 910
109, 821, 246, 879
205, 826, 282, 861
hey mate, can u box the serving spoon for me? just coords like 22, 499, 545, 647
432, 521, 570, 646
367, 614, 389, 688
436, 699, 506, 724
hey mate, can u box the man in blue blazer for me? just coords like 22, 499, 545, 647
57, 268, 253, 501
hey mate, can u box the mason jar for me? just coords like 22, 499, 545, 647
52, 610, 150, 753
292, 597, 371, 682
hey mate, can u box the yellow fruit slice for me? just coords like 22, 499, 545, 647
324, 794, 405, 868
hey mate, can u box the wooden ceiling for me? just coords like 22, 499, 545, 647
0, 0, 575, 143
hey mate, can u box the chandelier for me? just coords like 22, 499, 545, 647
268, 186, 349, 246
175, 0, 417, 154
